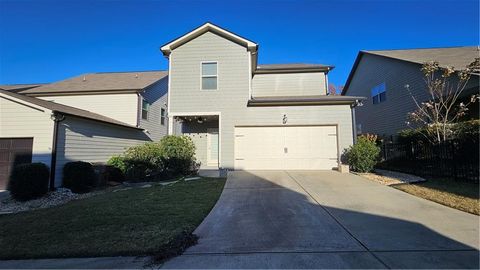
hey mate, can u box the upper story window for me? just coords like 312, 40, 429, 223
160, 108, 166, 125
201, 62, 218, 90
371, 82, 386, 104
142, 99, 150, 120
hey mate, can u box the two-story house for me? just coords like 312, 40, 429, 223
161, 23, 363, 171
342, 46, 479, 137
0, 71, 167, 188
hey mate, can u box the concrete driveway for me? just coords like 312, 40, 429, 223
163, 171, 479, 269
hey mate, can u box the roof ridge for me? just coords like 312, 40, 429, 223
93, 70, 167, 74
364, 45, 478, 52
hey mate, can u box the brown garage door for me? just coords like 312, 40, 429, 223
0, 138, 33, 190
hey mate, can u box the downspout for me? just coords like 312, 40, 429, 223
49, 112, 65, 191
350, 99, 362, 144
351, 106, 357, 143
325, 68, 330, 95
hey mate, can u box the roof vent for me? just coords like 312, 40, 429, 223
82, 76, 86, 82
135, 74, 138, 78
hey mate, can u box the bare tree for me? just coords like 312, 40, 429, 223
405, 58, 479, 143
328, 83, 344, 96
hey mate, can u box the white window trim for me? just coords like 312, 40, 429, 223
160, 108, 166, 125
141, 98, 150, 120
200, 61, 219, 91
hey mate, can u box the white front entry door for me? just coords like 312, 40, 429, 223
207, 128, 219, 166
234, 126, 338, 170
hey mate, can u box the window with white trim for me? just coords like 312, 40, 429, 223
141, 99, 150, 120
371, 82, 386, 104
201, 62, 217, 90
160, 108, 166, 125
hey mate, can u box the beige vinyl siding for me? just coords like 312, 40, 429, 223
0, 97, 54, 167
139, 77, 169, 141
252, 72, 327, 97
39, 93, 139, 126
345, 54, 432, 136
169, 31, 354, 169
54, 116, 151, 186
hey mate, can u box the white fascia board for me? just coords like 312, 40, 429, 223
161, 23, 257, 55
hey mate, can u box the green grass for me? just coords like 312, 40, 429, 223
0, 178, 226, 260
393, 178, 479, 215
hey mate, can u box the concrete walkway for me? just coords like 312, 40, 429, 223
162, 171, 479, 269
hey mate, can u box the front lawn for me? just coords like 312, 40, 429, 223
393, 178, 479, 215
0, 178, 225, 260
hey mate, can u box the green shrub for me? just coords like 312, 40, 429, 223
454, 120, 479, 143
398, 120, 480, 143
345, 134, 381, 173
107, 136, 198, 182
158, 135, 197, 176
8, 163, 50, 201
107, 143, 164, 181
107, 156, 127, 173
63, 161, 96, 193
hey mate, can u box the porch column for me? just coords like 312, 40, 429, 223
168, 116, 174, 135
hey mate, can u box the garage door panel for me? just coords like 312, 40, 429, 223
0, 138, 33, 190
235, 127, 285, 169
235, 126, 338, 170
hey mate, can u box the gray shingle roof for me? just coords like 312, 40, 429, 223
256, 63, 333, 73
0, 89, 141, 129
342, 46, 479, 95
248, 95, 365, 106
364, 46, 479, 70
0, 84, 44, 92
257, 63, 331, 69
19, 71, 168, 95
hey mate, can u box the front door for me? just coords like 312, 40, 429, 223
207, 128, 219, 167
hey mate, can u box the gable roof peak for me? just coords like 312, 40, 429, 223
160, 22, 258, 56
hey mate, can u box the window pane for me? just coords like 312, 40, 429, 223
160, 108, 165, 125
202, 63, 217, 76
202, 77, 217, 90
379, 92, 387, 102
142, 109, 148, 120
378, 82, 386, 93
142, 100, 149, 110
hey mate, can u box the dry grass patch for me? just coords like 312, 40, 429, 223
393, 178, 479, 215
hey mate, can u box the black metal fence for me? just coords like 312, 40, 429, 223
377, 140, 479, 182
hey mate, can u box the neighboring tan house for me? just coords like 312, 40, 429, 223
161, 23, 363, 170
342, 46, 479, 137
0, 71, 167, 189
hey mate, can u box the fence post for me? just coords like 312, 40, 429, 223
451, 141, 458, 181
411, 141, 416, 175
382, 142, 387, 161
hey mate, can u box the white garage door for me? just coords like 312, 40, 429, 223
234, 126, 338, 170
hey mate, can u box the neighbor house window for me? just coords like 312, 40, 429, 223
201, 62, 217, 90
371, 82, 386, 104
142, 99, 150, 120
161, 108, 166, 125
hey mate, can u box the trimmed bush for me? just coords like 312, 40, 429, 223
8, 163, 50, 201
107, 135, 198, 182
344, 134, 381, 173
107, 143, 164, 181
158, 135, 198, 176
63, 161, 96, 193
